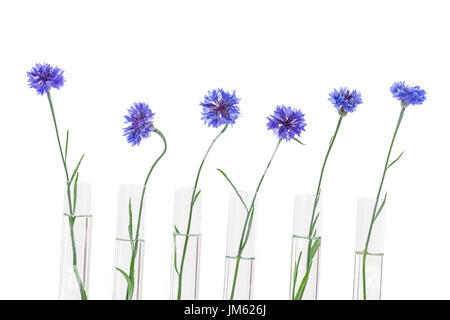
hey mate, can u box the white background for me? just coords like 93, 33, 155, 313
0, 0, 448, 300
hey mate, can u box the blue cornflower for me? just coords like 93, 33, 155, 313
123, 102, 155, 146
200, 89, 240, 128
390, 81, 426, 106
267, 105, 306, 141
27, 63, 65, 95
328, 87, 363, 115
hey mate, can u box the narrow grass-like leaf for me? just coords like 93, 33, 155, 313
292, 251, 303, 299
128, 198, 133, 239
115, 267, 133, 291
128, 197, 134, 251
295, 267, 311, 300
69, 215, 76, 226
69, 154, 85, 186
217, 168, 248, 212
374, 192, 387, 221
73, 173, 79, 214
314, 191, 321, 206
241, 207, 255, 250
193, 190, 201, 206
310, 239, 321, 262
294, 239, 320, 300
308, 193, 321, 235
311, 212, 320, 232
73, 266, 88, 300
387, 151, 404, 170
312, 191, 321, 215
173, 226, 180, 275
293, 137, 305, 145
294, 252, 302, 278
64, 130, 69, 163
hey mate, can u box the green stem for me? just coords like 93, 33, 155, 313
293, 115, 343, 300
176, 125, 228, 299
229, 138, 282, 300
362, 107, 405, 300
47, 93, 87, 300
126, 129, 167, 300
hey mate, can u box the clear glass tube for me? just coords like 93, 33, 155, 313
223, 191, 257, 300
353, 197, 385, 300
170, 188, 202, 300
59, 182, 92, 300
112, 184, 146, 300
289, 194, 322, 300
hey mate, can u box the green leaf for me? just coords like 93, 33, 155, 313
68, 215, 76, 226
313, 191, 321, 207
310, 239, 321, 262
193, 190, 201, 205
374, 192, 387, 221
69, 154, 85, 186
294, 252, 302, 275
295, 267, 311, 300
217, 168, 248, 212
329, 135, 334, 146
128, 197, 133, 239
72, 173, 79, 214
294, 240, 321, 300
311, 192, 321, 218
291, 251, 303, 299
73, 266, 88, 300
128, 197, 134, 251
308, 193, 321, 236
387, 151, 404, 170
115, 267, 133, 292
311, 212, 320, 232
172, 230, 180, 276
64, 130, 69, 162
294, 251, 302, 278
241, 207, 255, 250
293, 137, 306, 145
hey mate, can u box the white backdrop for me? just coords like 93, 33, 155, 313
0, 0, 448, 300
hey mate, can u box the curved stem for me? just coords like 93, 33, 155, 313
362, 107, 405, 300
229, 138, 282, 300
47, 92, 87, 300
309, 116, 343, 237
47, 93, 74, 215
293, 115, 343, 300
176, 125, 228, 299
126, 129, 167, 300
47, 93, 70, 182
